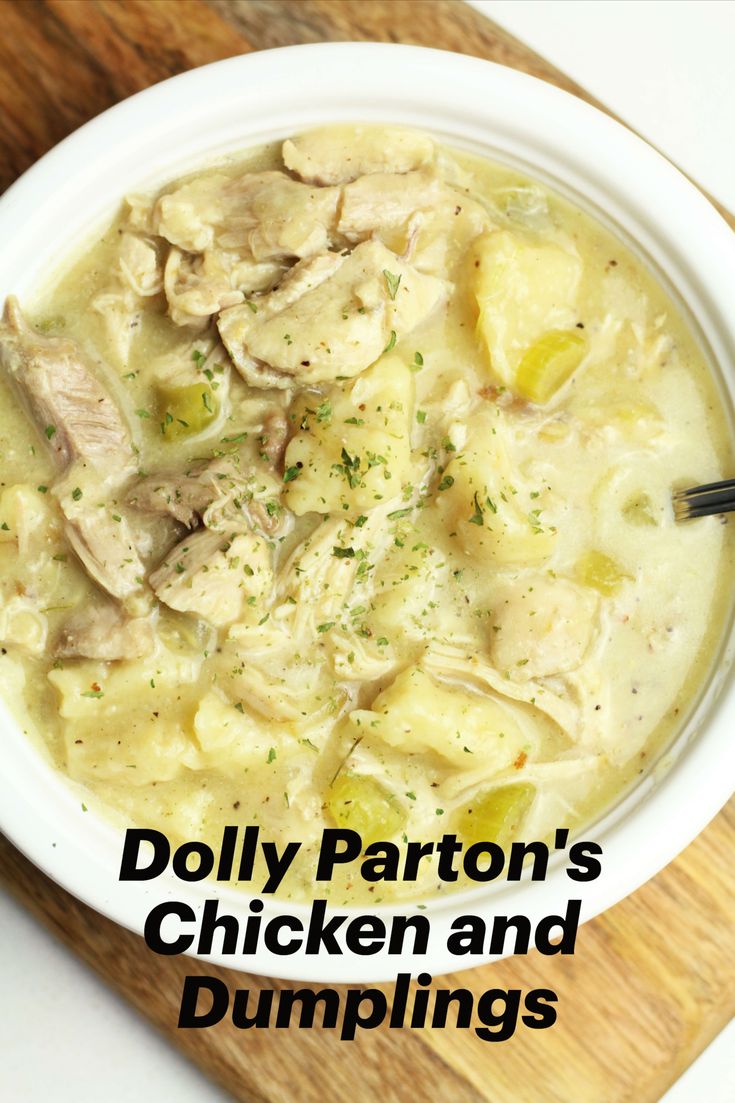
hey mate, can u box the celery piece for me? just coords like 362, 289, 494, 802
456, 783, 534, 847
327, 773, 406, 847
515, 328, 587, 404
157, 382, 217, 439
622, 494, 657, 527
575, 549, 631, 595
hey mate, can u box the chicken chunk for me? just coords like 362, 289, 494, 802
128, 453, 284, 535
0, 299, 146, 605
92, 232, 162, 368
56, 603, 155, 660
490, 577, 598, 679
153, 170, 340, 260
150, 527, 272, 627
218, 241, 448, 389
338, 170, 445, 242
260, 409, 289, 468
128, 464, 220, 527
0, 298, 135, 472
338, 172, 494, 278
402, 197, 494, 277
163, 247, 282, 328
282, 124, 435, 185
122, 194, 156, 234
118, 233, 163, 297
56, 476, 146, 604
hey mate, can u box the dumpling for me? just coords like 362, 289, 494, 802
218, 242, 447, 388
433, 408, 557, 564
474, 230, 583, 390
490, 576, 599, 679
283, 356, 415, 516
282, 124, 435, 185
346, 664, 530, 770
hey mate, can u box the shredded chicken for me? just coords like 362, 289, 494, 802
218, 241, 448, 388
275, 504, 394, 646
54, 473, 146, 603
56, 603, 155, 660
149, 527, 272, 627
164, 249, 246, 329
163, 248, 284, 329
118, 233, 163, 297
219, 628, 345, 723
282, 124, 435, 185
128, 452, 284, 536
422, 643, 581, 741
0, 299, 135, 471
0, 299, 146, 605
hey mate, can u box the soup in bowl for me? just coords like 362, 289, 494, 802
0, 44, 733, 980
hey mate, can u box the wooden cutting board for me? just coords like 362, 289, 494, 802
0, 3, 733, 1101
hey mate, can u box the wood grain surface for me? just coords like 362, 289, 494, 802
0, 3, 733, 1102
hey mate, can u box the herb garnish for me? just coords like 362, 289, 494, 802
383, 270, 401, 300
469, 492, 484, 525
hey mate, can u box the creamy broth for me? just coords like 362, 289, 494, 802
0, 125, 731, 904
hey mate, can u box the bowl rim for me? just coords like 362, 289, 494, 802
1, 41, 734, 983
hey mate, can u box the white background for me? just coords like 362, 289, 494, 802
2, 2, 734, 1100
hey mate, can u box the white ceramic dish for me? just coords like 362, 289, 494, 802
1, 43, 735, 983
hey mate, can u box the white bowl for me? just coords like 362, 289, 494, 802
1, 43, 734, 983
